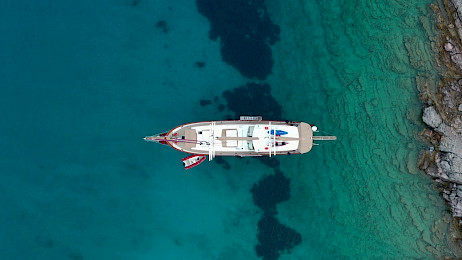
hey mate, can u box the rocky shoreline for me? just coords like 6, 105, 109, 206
418, 0, 462, 251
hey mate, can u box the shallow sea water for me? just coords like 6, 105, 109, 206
268, 0, 457, 258
0, 0, 459, 259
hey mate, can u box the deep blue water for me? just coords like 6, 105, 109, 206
0, 0, 459, 259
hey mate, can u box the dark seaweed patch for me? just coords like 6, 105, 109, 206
195, 0, 280, 80
215, 157, 231, 170
131, 0, 140, 7
200, 99, 212, 106
68, 252, 83, 260
222, 83, 282, 120
258, 157, 281, 169
156, 20, 169, 33
195, 61, 206, 68
218, 104, 225, 112
250, 170, 302, 260
256, 214, 302, 260
250, 170, 289, 214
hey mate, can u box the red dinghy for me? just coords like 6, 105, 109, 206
182, 155, 206, 170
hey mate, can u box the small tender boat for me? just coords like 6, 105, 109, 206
182, 155, 206, 170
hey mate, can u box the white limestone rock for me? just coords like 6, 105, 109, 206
441, 160, 451, 172
422, 106, 442, 128
450, 184, 462, 217
456, 18, 462, 29
448, 172, 462, 184
444, 192, 450, 201
453, 154, 462, 173
445, 152, 462, 172
453, 0, 462, 17
452, 54, 462, 68
445, 42, 455, 51
438, 127, 462, 155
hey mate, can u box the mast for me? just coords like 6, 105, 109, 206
273, 124, 276, 156
268, 122, 272, 157
208, 121, 216, 161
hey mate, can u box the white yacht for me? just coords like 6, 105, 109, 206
144, 116, 336, 169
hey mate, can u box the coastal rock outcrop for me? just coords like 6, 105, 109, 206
444, 37, 462, 70
442, 153, 462, 178
447, 184, 462, 217
419, 1, 462, 252
421, 105, 462, 201
438, 125, 462, 155
421, 106, 462, 233
423, 106, 443, 128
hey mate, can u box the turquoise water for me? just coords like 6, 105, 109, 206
268, 0, 456, 258
0, 0, 459, 259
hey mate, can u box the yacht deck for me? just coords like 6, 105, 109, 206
153, 120, 314, 159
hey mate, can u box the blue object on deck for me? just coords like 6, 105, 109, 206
268, 130, 288, 135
